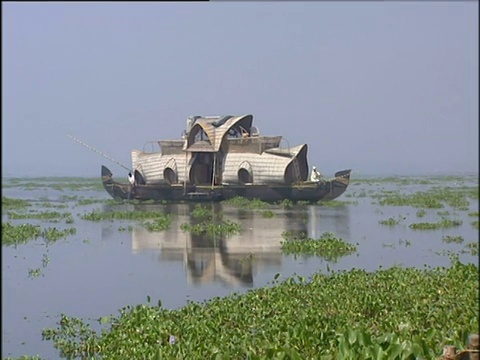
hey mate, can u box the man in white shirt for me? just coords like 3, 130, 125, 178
309, 166, 322, 182
128, 172, 135, 187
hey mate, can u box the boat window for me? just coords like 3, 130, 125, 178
228, 127, 241, 138
250, 126, 260, 137
194, 129, 211, 144
228, 126, 250, 139
238, 168, 253, 184
164, 168, 177, 184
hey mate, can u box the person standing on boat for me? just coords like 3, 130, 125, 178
309, 166, 322, 182
127, 172, 136, 200
128, 172, 135, 187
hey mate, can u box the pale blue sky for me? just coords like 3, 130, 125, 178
2, 2, 478, 177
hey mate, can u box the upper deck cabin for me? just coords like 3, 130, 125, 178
157, 115, 282, 156
133, 114, 309, 186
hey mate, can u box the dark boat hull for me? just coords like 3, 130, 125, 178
101, 166, 351, 202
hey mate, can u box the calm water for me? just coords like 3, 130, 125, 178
2, 175, 478, 359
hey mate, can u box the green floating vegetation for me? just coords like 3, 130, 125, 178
42, 227, 77, 242
281, 231, 357, 261
81, 210, 168, 221
472, 221, 479, 229
278, 199, 294, 209
1, 223, 76, 245
442, 235, 464, 244
377, 187, 475, 210
379, 216, 405, 226
416, 209, 427, 218
143, 216, 172, 232
462, 242, 479, 256
2, 222, 42, 245
468, 211, 479, 217
409, 219, 463, 230
59, 195, 79, 201
123, 199, 160, 205
41, 259, 478, 359
77, 198, 100, 206
191, 204, 215, 220
353, 174, 477, 185
180, 220, 241, 237
262, 210, 275, 218
118, 226, 133, 232
37, 202, 69, 209
346, 190, 368, 198
28, 268, 42, 278
2, 196, 30, 209
76, 198, 112, 206
222, 196, 271, 209
7, 211, 72, 220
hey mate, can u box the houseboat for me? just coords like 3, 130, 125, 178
101, 114, 351, 202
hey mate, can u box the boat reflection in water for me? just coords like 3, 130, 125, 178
129, 203, 351, 287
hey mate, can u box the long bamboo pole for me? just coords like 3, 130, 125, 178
67, 134, 131, 172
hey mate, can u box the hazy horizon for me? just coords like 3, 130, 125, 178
3, 2, 478, 178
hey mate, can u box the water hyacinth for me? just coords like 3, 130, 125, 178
191, 204, 215, 220
143, 215, 172, 231
442, 235, 464, 244
409, 219, 462, 230
80, 209, 170, 221
378, 216, 405, 226
7, 210, 66, 221
280, 231, 357, 261
42, 227, 77, 242
222, 196, 271, 209
373, 185, 478, 210
180, 219, 241, 237
2, 196, 31, 209
41, 258, 478, 359
2, 222, 42, 246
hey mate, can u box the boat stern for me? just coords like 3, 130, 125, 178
101, 165, 131, 200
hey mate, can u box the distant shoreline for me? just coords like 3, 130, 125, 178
1, 171, 479, 180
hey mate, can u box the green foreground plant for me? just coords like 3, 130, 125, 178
42, 259, 478, 359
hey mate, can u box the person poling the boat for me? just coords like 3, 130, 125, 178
309, 166, 322, 182
128, 172, 135, 187
127, 172, 136, 200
